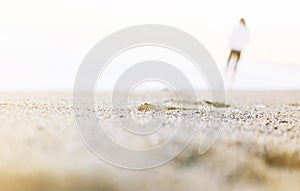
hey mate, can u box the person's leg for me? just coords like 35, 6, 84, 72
226, 50, 234, 69
233, 51, 241, 72
229, 51, 241, 86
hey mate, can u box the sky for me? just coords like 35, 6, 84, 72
0, 0, 299, 91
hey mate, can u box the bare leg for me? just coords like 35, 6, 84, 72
230, 52, 241, 87
226, 51, 234, 70
233, 52, 241, 73
226, 51, 241, 90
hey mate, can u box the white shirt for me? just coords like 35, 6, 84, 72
229, 23, 250, 51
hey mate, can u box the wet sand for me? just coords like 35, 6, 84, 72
0, 91, 299, 191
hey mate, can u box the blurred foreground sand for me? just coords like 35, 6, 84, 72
0, 91, 299, 191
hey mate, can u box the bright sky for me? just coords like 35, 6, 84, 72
0, 0, 299, 90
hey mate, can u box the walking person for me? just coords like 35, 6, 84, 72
226, 18, 250, 78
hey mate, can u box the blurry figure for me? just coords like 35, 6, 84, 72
226, 18, 250, 79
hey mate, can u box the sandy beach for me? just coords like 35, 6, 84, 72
0, 91, 299, 191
